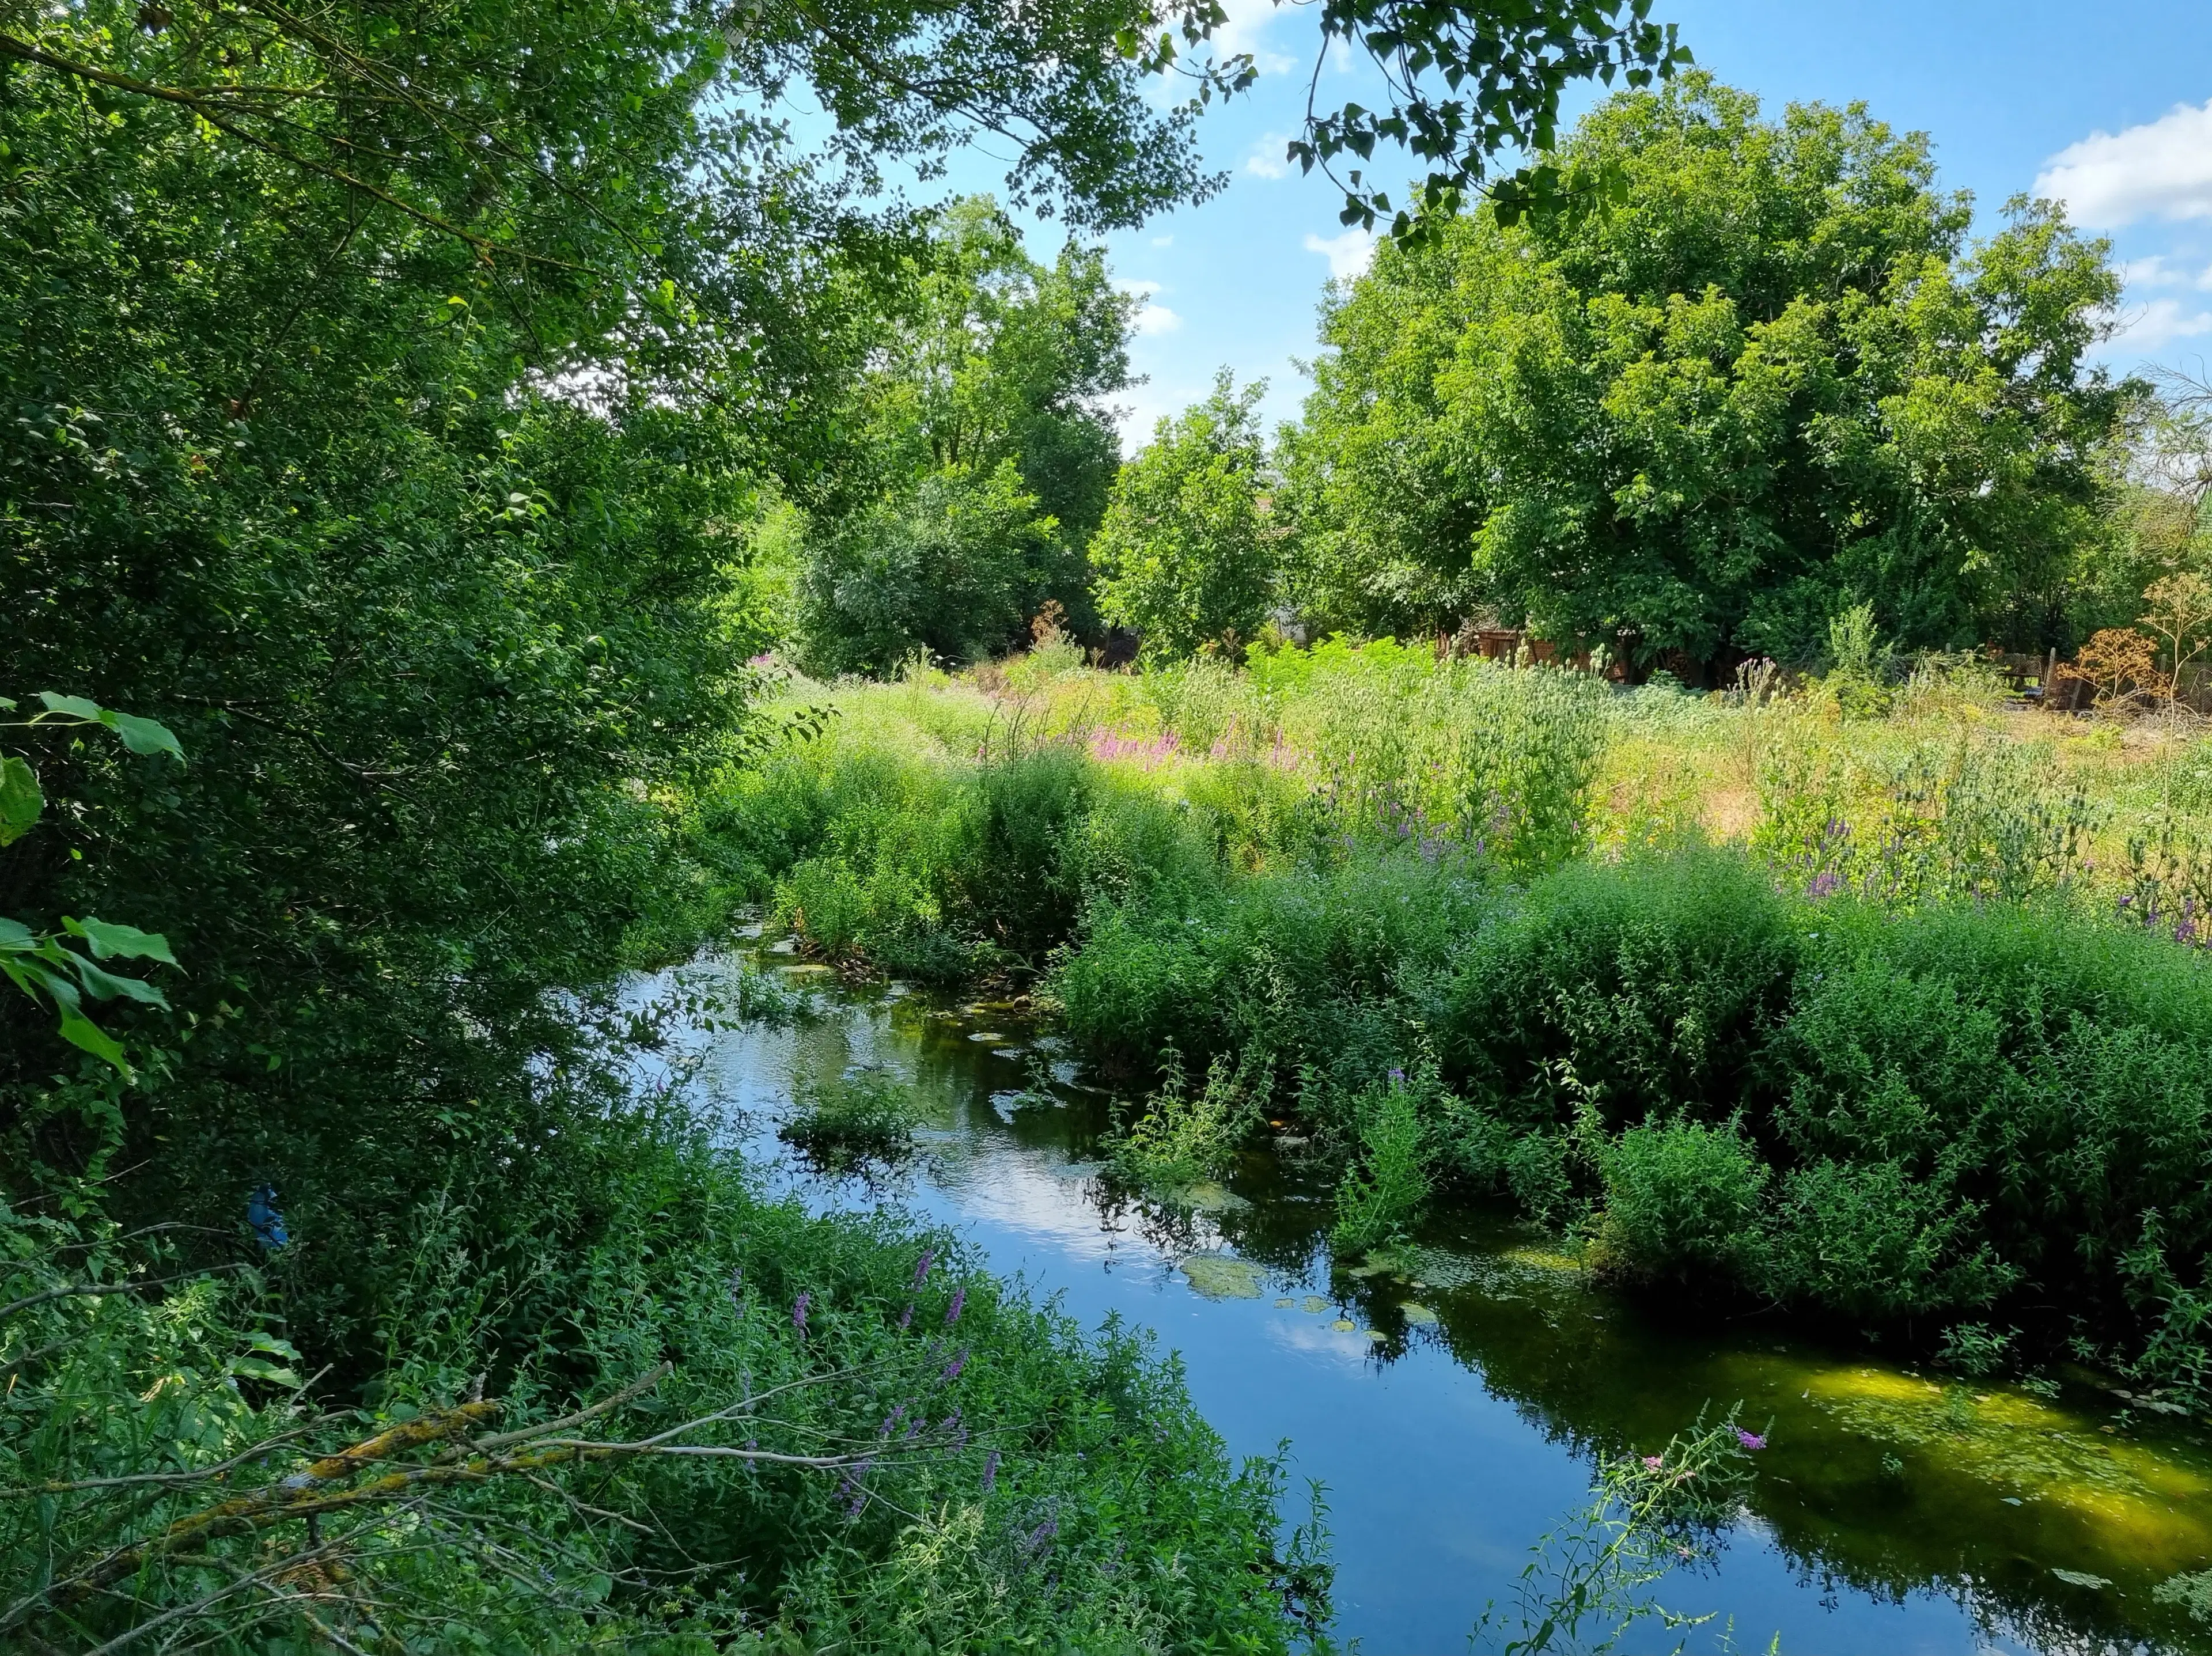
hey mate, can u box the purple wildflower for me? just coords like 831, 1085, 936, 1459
1736, 1429, 1767, 1451
982, 1449, 999, 1492
1388, 1067, 1406, 1085
945, 1285, 966, 1327
1025, 1517, 1059, 1551
838, 1456, 874, 1517
1642, 1456, 1665, 1471
912, 1249, 935, 1289
791, 1290, 810, 1335
943, 1347, 968, 1382
897, 1302, 914, 1330
879, 1403, 907, 1439
1808, 871, 1841, 900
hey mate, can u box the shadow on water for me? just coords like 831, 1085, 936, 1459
666, 945, 2212, 1655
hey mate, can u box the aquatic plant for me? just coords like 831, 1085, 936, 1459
1107, 1048, 1265, 1196
1332, 1071, 1435, 1253
1475, 1411, 1765, 1655
780, 1067, 927, 1161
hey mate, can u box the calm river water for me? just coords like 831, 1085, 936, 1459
662, 943, 2212, 1654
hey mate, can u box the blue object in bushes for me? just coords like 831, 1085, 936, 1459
247, 1184, 287, 1249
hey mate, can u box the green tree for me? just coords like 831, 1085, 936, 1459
798, 461, 1059, 673
1283, 75, 2135, 668
795, 199, 1133, 670
1092, 371, 1281, 660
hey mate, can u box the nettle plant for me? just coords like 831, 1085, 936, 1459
1, 692, 182, 1073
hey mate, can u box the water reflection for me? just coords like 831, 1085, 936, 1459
670, 952, 2212, 1655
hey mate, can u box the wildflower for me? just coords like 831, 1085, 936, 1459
1388, 1067, 1405, 1085
982, 1449, 999, 1492
1808, 871, 1841, 899
898, 1302, 914, 1330
1642, 1456, 1664, 1471
791, 1290, 811, 1335
943, 1347, 968, 1381
1025, 1517, 1058, 1551
1736, 1429, 1766, 1451
879, 1403, 907, 1438
838, 1456, 874, 1516
945, 1285, 966, 1326
912, 1249, 935, 1289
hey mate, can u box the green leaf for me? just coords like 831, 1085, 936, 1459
0, 755, 40, 846
0, 916, 33, 950
64, 953, 169, 1009
56, 1010, 130, 1073
29, 695, 183, 763
36, 691, 103, 721
66, 916, 177, 964
105, 710, 185, 763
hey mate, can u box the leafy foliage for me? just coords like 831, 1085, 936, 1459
794, 200, 1137, 672
1282, 75, 2134, 663
1, 1126, 1316, 1652
1092, 370, 1282, 661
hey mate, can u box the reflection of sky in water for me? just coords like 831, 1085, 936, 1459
632, 955, 2202, 1655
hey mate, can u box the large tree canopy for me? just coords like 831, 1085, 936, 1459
793, 198, 1134, 672
1282, 75, 2134, 668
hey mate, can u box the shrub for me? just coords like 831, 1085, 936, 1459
2, 1121, 1320, 1654
1441, 849, 1799, 1131
1331, 1073, 1434, 1252
1107, 1050, 1265, 1195
1597, 1116, 1768, 1283
781, 1067, 927, 1161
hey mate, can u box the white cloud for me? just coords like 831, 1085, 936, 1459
2110, 295, 2212, 352
1303, 228, 1375, 281
2119, 255, 2182, 288
1209, 0, 1296, 76
1151, 234, 1174, 248
1244, 133, 1291, 181
1112, 277, 1180, 335
2036, 100, 2212, 228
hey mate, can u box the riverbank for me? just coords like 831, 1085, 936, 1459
694, 646, 2212, 1405
680, 939, 2212, 1654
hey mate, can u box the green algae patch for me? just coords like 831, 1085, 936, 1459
1499, 1244, 1585, 1276
1799, 1365, 2212, 1563
1300, 1295, 1331, 1315
1400, 1302, 1438, 1325
1176, 1181, 1251, 1214
1180, 1253, 1265, 1299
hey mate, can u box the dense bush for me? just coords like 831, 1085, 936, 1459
1438, 850, 1802, 1132
2, 1116, 1322, 1653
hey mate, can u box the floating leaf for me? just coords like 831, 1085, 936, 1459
2051, 1568, 2112, 1589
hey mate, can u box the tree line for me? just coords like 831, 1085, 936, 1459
855, 74, 2180, 683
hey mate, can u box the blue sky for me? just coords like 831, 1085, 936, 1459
979, 0, 2212, 444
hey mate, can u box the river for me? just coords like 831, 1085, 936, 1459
661, 941, 2212, 1654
